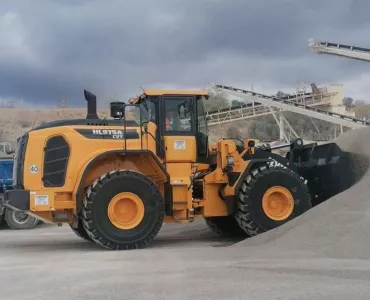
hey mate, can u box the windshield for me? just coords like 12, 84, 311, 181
123, 105, 141, 126
139, 98, 156, 124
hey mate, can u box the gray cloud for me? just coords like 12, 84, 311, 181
1, 0, 370, 107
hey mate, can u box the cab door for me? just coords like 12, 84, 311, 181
162, 96, 196, 163
160, 96, 196, 216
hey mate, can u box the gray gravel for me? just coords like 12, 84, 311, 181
1, 128, 370, 299
236, 127, 370, 259
2, 222, 370, 300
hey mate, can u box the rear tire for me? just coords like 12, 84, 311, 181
82, 170, 165, 250
235, 163, 312, 236
5, 209, 39, 230
204, 216, 249, 238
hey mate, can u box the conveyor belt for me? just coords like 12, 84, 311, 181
309, 39, 370, 62
211, 84, 369, 129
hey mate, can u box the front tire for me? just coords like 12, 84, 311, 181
82, 170, 165, 250
204, 216, 249, 238
235, 163, 312, 236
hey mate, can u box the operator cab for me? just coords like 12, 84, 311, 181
129, 89, 210, 161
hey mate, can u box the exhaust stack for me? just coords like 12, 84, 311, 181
84, 89, 99, 120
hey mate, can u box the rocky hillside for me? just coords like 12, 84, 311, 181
0, 108, 110, 149
0, 106, 348, 151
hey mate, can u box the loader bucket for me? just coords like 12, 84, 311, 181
286, 141, 369, 206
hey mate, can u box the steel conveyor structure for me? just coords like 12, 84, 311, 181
208, 84, 369, 129
205, 85, 337, 127
309, 39, 370, 62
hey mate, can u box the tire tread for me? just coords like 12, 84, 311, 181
81, 169, 164, 250
235, 163, 312, 236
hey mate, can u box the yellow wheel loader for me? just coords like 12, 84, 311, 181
1, 89, 355, 250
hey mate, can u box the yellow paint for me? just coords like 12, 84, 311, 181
166, 163, 193, 214
145, 122, 158, 154
201, 138, 256, 216
25, 125, 142, 192
19, 90, 264, 226
143, 89, 208, 96
164, 136, 196, 163
107, 192, 145, 230
262, 186, 294, 221
202, 181, 228, 217
129, 90, 208, 104
23, 124, 167, 220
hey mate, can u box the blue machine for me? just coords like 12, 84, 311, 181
0, 159, 13, 193
0, 158, 39, 229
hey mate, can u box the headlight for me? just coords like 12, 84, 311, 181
226, 156, 235, 166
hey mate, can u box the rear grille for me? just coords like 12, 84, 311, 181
43, 136, 70, 187
13, 133, 28, 189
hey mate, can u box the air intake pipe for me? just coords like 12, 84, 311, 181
84, 89, 99, 119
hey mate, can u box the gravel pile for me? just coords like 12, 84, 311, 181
235, 127, 370, 259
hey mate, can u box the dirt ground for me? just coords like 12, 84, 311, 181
1, 220, 370, 300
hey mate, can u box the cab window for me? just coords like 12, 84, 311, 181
164, 97, 193, 133
139, 98, 157, 124
196, 97, 208, 157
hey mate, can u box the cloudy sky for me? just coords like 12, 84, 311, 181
1, 0, 370, 108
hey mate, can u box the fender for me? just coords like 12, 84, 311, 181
74, 150, 172, 216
